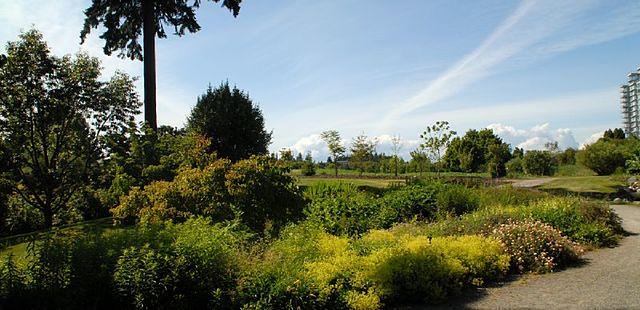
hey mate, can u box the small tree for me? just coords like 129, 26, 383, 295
301, 152, 316, 176
391, 135, 403, 177
187, 82, 272, 162
578, 140, 626, 175
410, 148, 429, 176
321, 130, 345, 176
523, 151, 557, 176
544, 141, 559, 153
603, 128, 626, 140
350, 133, 377, 175
420, 121, 456, 177
279, 149, 294, 162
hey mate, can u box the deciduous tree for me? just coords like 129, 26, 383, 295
321, 130, 345, 176
420, 121, 456, 177
0, 30, 140, 228
350, 133, 377, 175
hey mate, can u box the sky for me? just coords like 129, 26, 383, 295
1, 0, 640, 160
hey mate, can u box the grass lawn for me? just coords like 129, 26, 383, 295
291, 168, 489, 178
297, 177, 405, 188
538, 176, 627, 195
0, 217, 117, 263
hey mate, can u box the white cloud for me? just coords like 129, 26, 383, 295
285, 133, 419, 161
487, 122, 578, 150
579, 131, 604, 149
386, 0, 640, 121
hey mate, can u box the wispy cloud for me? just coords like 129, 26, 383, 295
387, 0, 640, 121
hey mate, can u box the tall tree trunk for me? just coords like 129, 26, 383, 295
143, 0, 157, 131
43, 204, 53, 229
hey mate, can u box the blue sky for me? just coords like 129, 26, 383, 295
2, 0, 640, 160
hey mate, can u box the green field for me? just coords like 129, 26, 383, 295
0, 218, 117, 263
296, 177, 406, 188
290, 168, 489, 178
538, 176, 626, 195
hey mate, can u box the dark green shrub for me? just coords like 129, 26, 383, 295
529, 198, 621, 247
114, 219, 245, 309
0, 218, 247, 309
301, 160, 316, 176
375, 185, 439, 228
435, 184, 480, 216
557, 148, 577, 165
578, 140, 626, 175
476, 186, 547, 207
505, 157, 523, 176
523, 150, 557, 176
226, 156, 306, 234
304, 187, 378, 236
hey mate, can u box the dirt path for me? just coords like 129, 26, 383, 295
508, 177, 555, 188
429, 204, 640, 309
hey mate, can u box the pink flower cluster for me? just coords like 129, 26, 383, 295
492, 220, 584, 273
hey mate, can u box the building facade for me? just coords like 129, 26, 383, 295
622, 67, 640, 136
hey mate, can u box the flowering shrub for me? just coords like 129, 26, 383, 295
237, 223, 510, 309
111, 156, 305, 234
492, 220, 583, 273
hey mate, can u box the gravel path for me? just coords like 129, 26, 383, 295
425, 204, 640, 309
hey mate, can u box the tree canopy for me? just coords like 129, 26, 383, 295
81, 0, 241, 60
321, 130, 345, 176
0, 30, 140, 228
444, 128, 511, 175
81, 0, 242, 130
187, 82, 272, 161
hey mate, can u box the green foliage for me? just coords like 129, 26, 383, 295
305, 183, 480, 235
578, 140, 627, 175
420, 121, 456, 175
0, 218, 248, 309
527, 198, 622, 247
350, 133, 378, 175
304, 185, 378, 236
113, 156, 304, 234
226, 156, 306, 233
505, 157, 524, 176
523, 150, 557, 176
81, 0, 240, 61
375, 185, 439, 228
557, 148, 577, 165
0, 29, 140, 228
321, 130, 346, 176
444, 128, 511, 175
435, 184, 480, 217
187, 82, 272, 162
301, 155, 316, 176
238, 223, 509, 309
603, 128, 626, 140
114, 219, 244, 309
493, 220, 583, 273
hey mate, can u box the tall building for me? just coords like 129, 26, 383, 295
622, 67, 640, 136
